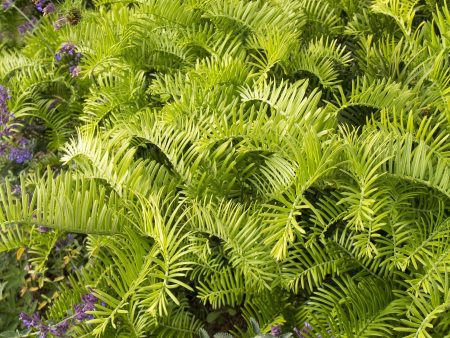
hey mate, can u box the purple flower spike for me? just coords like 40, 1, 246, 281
55, 42, 82, 77
270, 324, 282, 337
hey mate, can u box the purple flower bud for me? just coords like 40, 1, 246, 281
69, 66, 81, 77
17, 24, 27, 35
50, 320, 69, 337
19, 312, 41, 328
19, 313, 33, 328
8, 147, 32, 164
43, 2, 54, 15
34, 0, 46, 12
82, 292, 97, 305
2, 0, 12, 10
32, 312, 41, 324
74, 304, 86, 321
270, 324, 282, 337
73, 291, 98, 321
17, 17, 37, 35
55, 43, 82, 77
38, 324, 49, 338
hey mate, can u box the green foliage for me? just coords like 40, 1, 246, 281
1, 0, 450, 337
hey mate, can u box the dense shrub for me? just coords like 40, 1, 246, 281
1, 0, 450, 337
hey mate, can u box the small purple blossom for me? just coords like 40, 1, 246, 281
38, 324, 49, 338
74, 304, 86, 320
69, 65, 81, 77
82, 292, 97, 305
270, 324, 282, 337
49, 320, 69, 337
20, 291, 98, 336
17, 17, 38, 35
55, 43, 82, 77
2, 0, 12, 10
19, 312, 41, 329
60, 42, 77, 55
43, 2, 54, 15
8, 146, 32, 163
74, 291, 98, 321
34, 0, 46, 12
19, 313, 33, 328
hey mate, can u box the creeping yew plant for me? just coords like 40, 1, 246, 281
0, 0, 450, 337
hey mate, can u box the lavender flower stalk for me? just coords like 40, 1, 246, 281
19, 290, 98, 337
